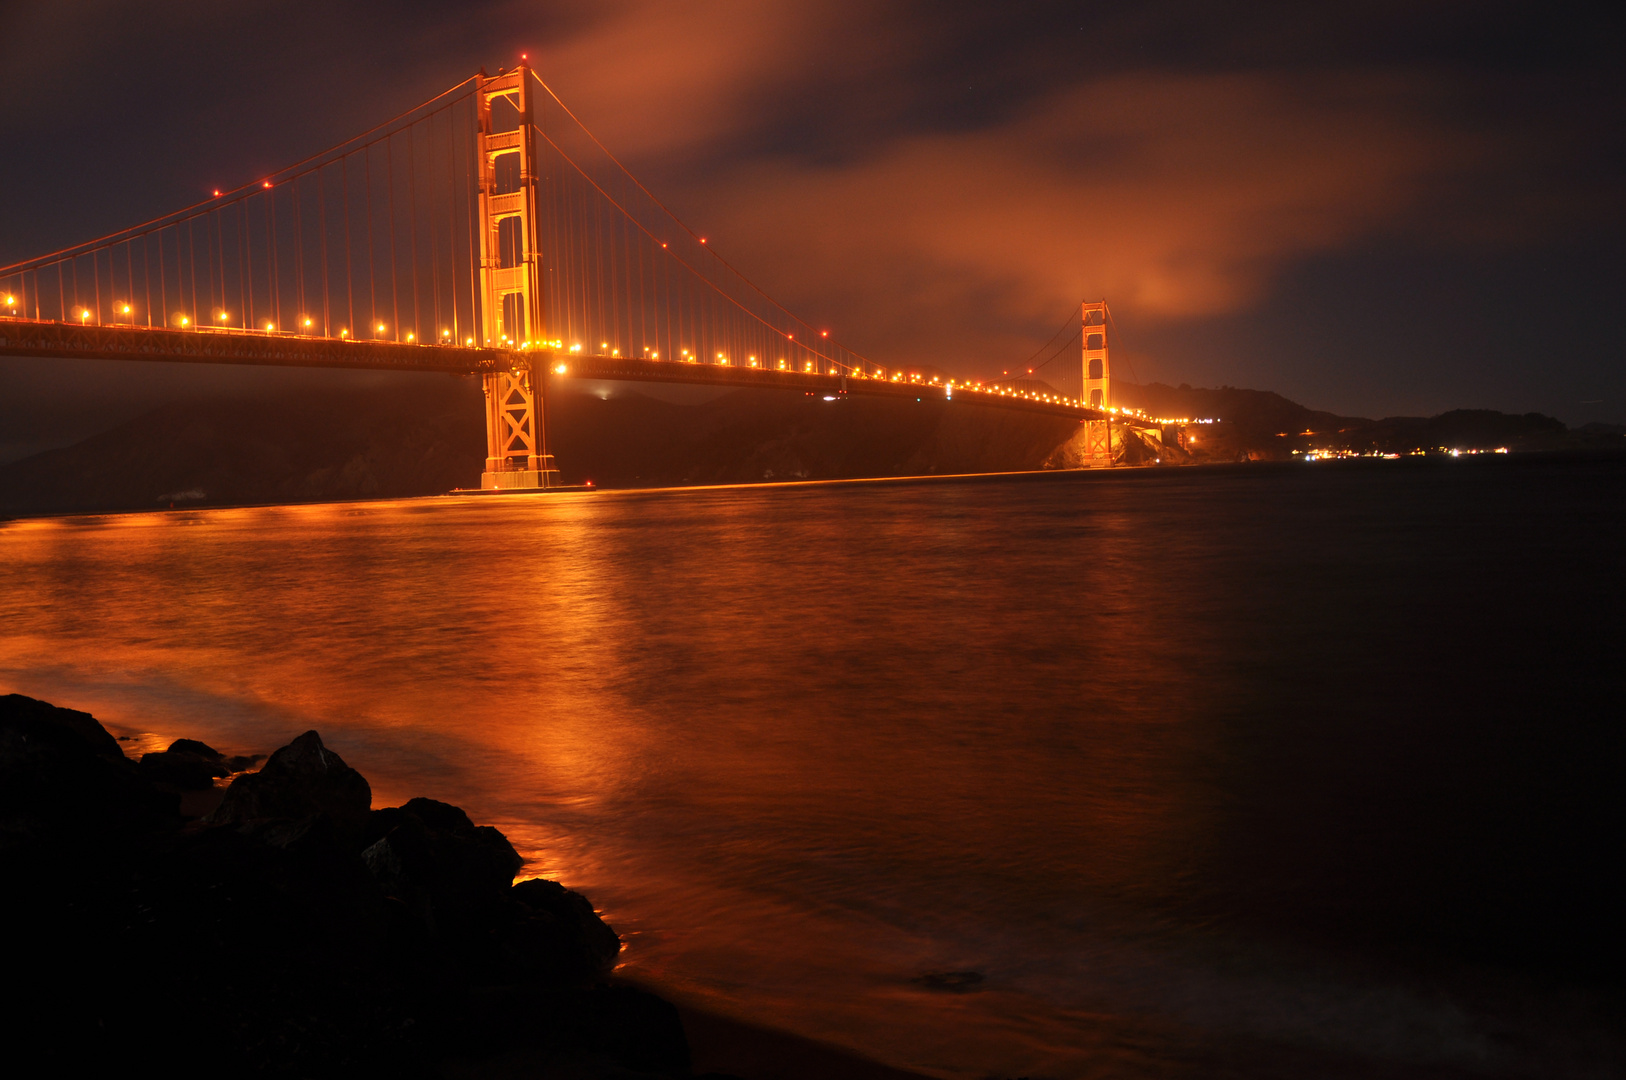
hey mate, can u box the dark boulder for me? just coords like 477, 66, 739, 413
0, 693, 177, 855
359, 799, 622, 985
361, 797, 524, 932
167, 737, 221, 760
140, 738, 230, 790
507, 877, 624, 980
210, 730, 371, 840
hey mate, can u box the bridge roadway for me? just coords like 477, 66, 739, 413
0, 317, 1139, 427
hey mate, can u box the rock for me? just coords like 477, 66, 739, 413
0, 693, 177, 856
1, 702, 670, 1076
210, 730, 371, 839
139, 742, 230, 789
507, 878, 623, 980
167, 737, 222, 760
361, 797, 524, 933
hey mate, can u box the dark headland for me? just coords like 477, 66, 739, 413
1, 376, 1618, 518
0, 692, 930, 1080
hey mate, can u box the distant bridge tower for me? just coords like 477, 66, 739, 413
1080, 300, 1113, 466
477, 63, 562, 490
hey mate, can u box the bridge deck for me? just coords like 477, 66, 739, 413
1, 317, 1147, 427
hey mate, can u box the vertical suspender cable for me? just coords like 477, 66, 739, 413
467, 108, 481, 343
157, 232, 167, 326
386, 133, 400, 339
293, 176, 305, 330
445, 108, 460, 344
267, 190, 278, 329
317, 165, 330, 336
342, 157, 354, 336
407, 122, 421, 343
186, 220, 198, 323
428, 112, 441, 343
365, 148, 376, 333
240, 201, 252, 329
217, 209, 228, 321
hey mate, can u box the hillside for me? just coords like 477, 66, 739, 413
2, 376, 1614, 517
0, 381, 1079, 516
1113, 383, 1597, 459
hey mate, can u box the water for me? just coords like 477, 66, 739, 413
3, 458, 1622, 1078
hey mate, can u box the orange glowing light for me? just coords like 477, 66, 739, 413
266, 322, 275, 331
262, 181, 272, 188
213, 189, 220, 197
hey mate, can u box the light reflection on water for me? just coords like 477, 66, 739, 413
2, 461, 1622, 1078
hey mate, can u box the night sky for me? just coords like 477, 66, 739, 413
2, 0, 1622, 455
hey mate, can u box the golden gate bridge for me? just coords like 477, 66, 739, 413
0, 62, 1172, 487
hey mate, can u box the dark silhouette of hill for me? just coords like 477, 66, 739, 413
1114, 382, 1596, 459
0, 379, 486, 515
0, 380, 1080, 516
3, 376, 1614, 517
547, 385, 1075, 487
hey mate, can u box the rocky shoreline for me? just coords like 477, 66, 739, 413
1, 692, 926, 1079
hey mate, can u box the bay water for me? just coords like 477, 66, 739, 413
2, 458, 1621, 1078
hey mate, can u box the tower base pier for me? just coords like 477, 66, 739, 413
480, 458, 562, 490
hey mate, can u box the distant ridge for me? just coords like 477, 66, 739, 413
1, 378, 1616, 517
1113, 382, 1603, 460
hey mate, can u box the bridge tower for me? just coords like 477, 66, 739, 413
1080, 300, 1113, 466
477, 63, 562, 490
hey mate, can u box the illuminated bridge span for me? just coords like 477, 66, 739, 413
0, 63, 1164, 487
